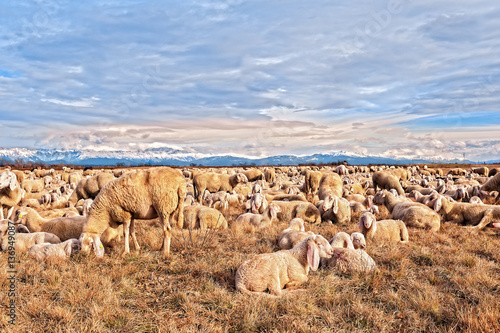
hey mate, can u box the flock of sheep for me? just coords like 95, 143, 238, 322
1, 163, 499, 296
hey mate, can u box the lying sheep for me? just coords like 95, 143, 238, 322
29, 238, 80, 261
278, 218, 315, 250
182, 205, 228, 230
434, 195, 500, 229
374, 190, 440, 232
235, 235, 333, 296
318, 195, 351, 224
235, 204, 280, 229
481, 172, 500, 192
359, 211, 409, 244
0, 222, 61, 253
322, 248, 376, 274
271, 201, 322, 224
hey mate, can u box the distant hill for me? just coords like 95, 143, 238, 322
0, 147, 484, 167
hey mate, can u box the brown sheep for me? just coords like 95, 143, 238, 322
193, 172, 248, 203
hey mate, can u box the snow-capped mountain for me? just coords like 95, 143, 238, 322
0, 147, 479, 167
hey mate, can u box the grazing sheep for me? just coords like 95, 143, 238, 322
318, 173, 343, 200
264, 167, 276, 183
372, 171, 404, 195
29, 238, 80, 261
0, 222, 61, 253
193, 172, 248, 203
0, 171, 22, 220
434, 195, 500, 229
68, 173, 115, 206
235, 235, 334, 296
472, 167, 489, 176
304, 170, 323, 196
235, 203, 280, 228
80, 167, 186, 258
448, 168, 467, 176
359, 211, 409, 244
242, 169, 264, 182
182, 205, 228, 230
374, 190, 440, 232
278, 218, 315, 250
271, 201, 322, 224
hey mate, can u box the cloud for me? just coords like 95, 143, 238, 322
0, 0, 499, 161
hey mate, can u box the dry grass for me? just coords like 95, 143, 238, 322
1, 216, 499, 332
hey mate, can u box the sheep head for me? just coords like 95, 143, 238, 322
0, 171, 17, 191
351, 232, 366, 249
79, 233, 105, 258
359, 211, 376, 231
306, 235, 333, 271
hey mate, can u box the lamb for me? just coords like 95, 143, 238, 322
323, 248, 377, 274
350, 232, 366, 249
80, 167, 186, 258
481, 172, 500, 192
278, 218, 315, 250
68, 172, 115, 206
235, 204, 280, 228
182, 205, 228, 230
15, 207, 86, 241
327, 232, 355, 249
21, 179, 44, 193
0, 171, 22, 220
0, 222, 61, 253
29, 238, 81, 261
374, 190, 440, 232
434, 195, 500, 229
235, 235, 334, 296
203, 190, 229, 208
193, 172, 248, 203
318, 172, 343, 200
372, 171, 404, 195
318, 195, 351, 224
358, 211, 409, 244
271, 200, 322, 224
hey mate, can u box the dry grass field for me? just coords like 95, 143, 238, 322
1, 213, 499, 332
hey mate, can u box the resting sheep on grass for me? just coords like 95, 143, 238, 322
481, 172, 500, 192
182, 205, 228, 230
278, 218, 315, 250
434, 195, 500, 229
359, 211, 409, 244
29, 238, 80, 261
374, 190, 440, 232
235, 235, 333, 296
235, 204, 280, 229
322, 248, 376, 274
317, 195, 351, 224
271, 201, 322, 224
80, 167, 186, 258
0, 222, 61, 252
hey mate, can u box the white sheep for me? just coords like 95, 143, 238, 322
0, 171, 22, 220
0, 222, 61, 253
359, 211, 409, 244
235, 203, 281, 228
323, 248, 377, 274
235, 235, 334, 296
29, 238, 80, 261
278, 218, 315, 250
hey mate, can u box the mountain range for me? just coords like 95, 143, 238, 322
0, 147, 493, 167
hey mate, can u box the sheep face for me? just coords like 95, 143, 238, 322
359, 212, 375, 230
373, 191, 386, 205
0, 171, 17, 191
79, 233, 105, 258
351, 232, 366, 249
307, 235, 334, 271
288, 218, 305, 231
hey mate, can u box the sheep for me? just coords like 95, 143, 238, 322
304, 170, 323, 196
318, 172, 343, 200
203, 190, 229, 208
327, 232, 355, 249
318, 195, 351, 224
271, 200, 322, 224
350, 232, 366, 249
15, 207, 86, 241
472, 166, 489, 176
434, 195, 500, 229
242, 169, 264, 182
374, 190, 440, 232
80, 167, 186, 258
0, 223, 61, 253
182, 205, 228, 230
488, 168, 500, 177
193, 172, 248, 203
68, 172, 115, 206
323, 248, 377, 274
372, 171, 404, 195
359, 211, 409, 244
29, 238, 80, 261
21, 179, 44, 193
235, 203, 280, 228
335, 165, 348, 175
235, 235, 334, 296
278, 218, 315, 250
264, 193, 307, 202
81, 198, 93, 216
248, 192, 268, 214
264, 167, 276, 183
481, 172, 500, 192
0, 171, 22, 220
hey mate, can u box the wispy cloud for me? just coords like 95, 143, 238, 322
0, 0, 499, 161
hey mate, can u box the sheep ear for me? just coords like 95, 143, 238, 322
332, 197, 339, 214
270, 206, 277, 219
433, 197, 442, 212
64, 241, 73, 256
307, 242, 320, 271
16, 225, 30, 233
9, 173, 17, 191
92, 235, 105, 258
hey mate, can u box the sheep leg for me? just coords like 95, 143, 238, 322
130, 218, 140, 251
470, 210, 495, 230
5, 207, 14, 220
122, 220, 131, 257
159, 214, 172, 258
284, 281, 304, 290
0, 207, 4, 220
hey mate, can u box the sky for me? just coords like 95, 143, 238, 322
1, 0, 500, 161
